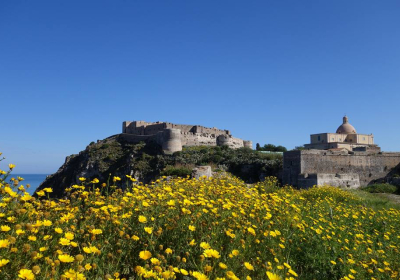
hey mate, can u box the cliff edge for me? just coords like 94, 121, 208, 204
36, 135, 282, 198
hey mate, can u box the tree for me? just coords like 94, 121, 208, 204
256, 143, 261, 151
275, 145, 287, 152
263, 144, 277, 151
257, 143, 287, 152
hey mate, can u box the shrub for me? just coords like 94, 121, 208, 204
160, 165, 192, 177
101, 143, 110, 149
360, 183, 398, 194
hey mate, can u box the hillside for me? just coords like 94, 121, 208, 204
36, 135, 282, 198
2, 171, 400, 279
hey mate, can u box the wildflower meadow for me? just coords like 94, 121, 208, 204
0, 154, 400, 280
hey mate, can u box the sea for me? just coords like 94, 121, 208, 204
6, 174, 48, 195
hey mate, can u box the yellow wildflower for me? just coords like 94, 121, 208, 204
139, 250, 152, 260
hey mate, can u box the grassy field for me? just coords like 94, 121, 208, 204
349, 189, 400, 211
1, 163, 400, 279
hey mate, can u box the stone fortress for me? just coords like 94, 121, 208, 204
283, 116, 400, 188
120, 121, 253, 154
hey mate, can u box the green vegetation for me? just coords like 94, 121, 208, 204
293, 145, 306, 151
255, 143, 287, 152
159, 165, 193, 177
172, 145, 282, 182
360, 183, 399, 194
4, 160, 400, 279
349, 189, 400, 210
37, 138, 283, 198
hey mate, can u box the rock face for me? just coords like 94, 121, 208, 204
36, 135, 282, 198
35, 135, 163, 198
192, 166, 212, 179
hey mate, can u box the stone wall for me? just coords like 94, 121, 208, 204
161, 129, 182, 155
243, 140, 253, 149
193, 126, 229, 135
283, 150, 400, 188
181, 133, 218, 147
298, 173, 360, 189
231, 136, 247, 149
117, 133, 153, 143
123, 121, 229, 136
144, 123, 167, 135
165, 123, 196, 133
120, 121, 251, 154
282, 151, 302, 187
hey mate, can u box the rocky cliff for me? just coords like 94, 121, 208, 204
36, 135, 282, 198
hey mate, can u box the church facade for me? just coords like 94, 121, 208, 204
304, 116, 377, 151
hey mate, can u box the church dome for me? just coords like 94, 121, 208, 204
336, 116, 357, 134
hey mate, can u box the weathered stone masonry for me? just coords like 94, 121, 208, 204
283, 150, 400, 188
120, 121, 252, 154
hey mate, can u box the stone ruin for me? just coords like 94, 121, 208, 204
120, 121, 252, 154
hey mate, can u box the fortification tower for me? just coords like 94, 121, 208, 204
243, 140, 253, 149
217, 134, 232, 147
162, 129, 183, 154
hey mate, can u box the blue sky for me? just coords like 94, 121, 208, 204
1, 1, 400, 173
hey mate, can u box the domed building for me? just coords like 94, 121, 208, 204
336, 116, 357, 134
304, 116, 378, 151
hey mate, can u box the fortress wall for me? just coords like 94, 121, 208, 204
135, 121, 154, 127
300, 152, 400, 187
196, 134, 218, 146
121, 121, 250, 153
317, 173, 360, 188
193, 126, 228, 135
118, 134, 154, 143
283, 151, 302, 186
123, 122, 136, 134
124, 121, 146, 135
144, 123, 167, 135
230, 137, 245, 149
122, 121, 132, 133
298, 173, 360, 189
284, 150, 400, 187
181, 133, 218, 147
124, 121, 232, 137
166, 123, 196, 133
181, 132, 197, 146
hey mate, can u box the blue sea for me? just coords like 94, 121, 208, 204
6, 174, 48, 195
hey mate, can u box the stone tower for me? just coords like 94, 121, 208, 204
162, 129, 183, 154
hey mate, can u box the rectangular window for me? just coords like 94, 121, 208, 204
332, 137, 334, 141
363, 137, 366, 141
318, 136, 321, 141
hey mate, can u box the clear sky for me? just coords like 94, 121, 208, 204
1, 1, 400, 173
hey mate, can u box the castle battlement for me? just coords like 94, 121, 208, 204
121, 121, 252, 154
